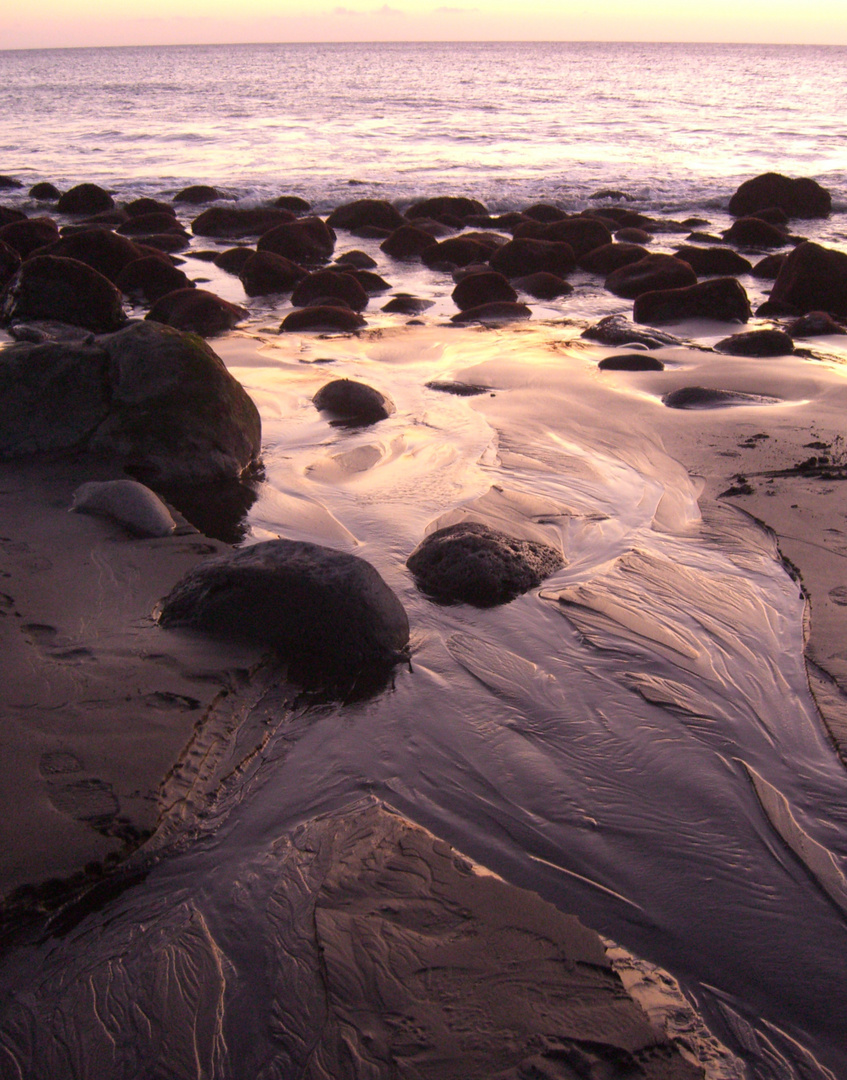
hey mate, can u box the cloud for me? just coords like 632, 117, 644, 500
333, 5, 360, 13
433, 5, 479, 11
374, 3, 406, 13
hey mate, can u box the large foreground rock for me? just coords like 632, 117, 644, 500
1, 255, 127, 333
633, 277, 751, 325
159, 539, 410, 689
728, 172, 832, 219
407, 521, 564, 607
768, 242, 847, 317
0, 321, 261, 484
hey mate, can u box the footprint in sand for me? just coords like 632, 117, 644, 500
40, 753, 121, 834
23, 622, 94, 662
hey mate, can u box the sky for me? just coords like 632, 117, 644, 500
2, 0, 846, 50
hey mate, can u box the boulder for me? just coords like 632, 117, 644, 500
516, 216, 613, 258
173, 185, 226, 204
381, 294, 434, 315
605, 254, 697, 300
146, 288, 247, 336
29, 182, 62, 201
71, 479, 177, 538
421, 237, 497, 270
257, 217, 336, 265
673, 246, 753, 276
713, 329, 794, 357
273, 194, 311, 214
786, 311, 846, 338
117, 213, 189, 237
0, 207, 27, 228
339, 268, 391, 294
450, 301, 531, 325
728, 173, 831, 219
214, 246, 255, 274
0, 176, 22, 189
723, 217, 790, 248
124, 197, 178, 219
0, 216, 60, 257
522, 203, 567, 223
751, 254, 787, 280
134, 233, 191, 254
381, 224, 441, 260
239, 250, 306, 295
511, 272, 573, 300
327, 199, 405, 232
598, 354, 664, 371
292, 269, 369, 310
406, 196, 488, 222
452, 271, 517, 310
407, 521, 564, 607
633, 278, 752, 325
768, 242, 847, 317
56, 183, 115, 215
1, 255, 127, 333
335, 249, 377, 269
0, 320, 260, 484
663, 386, 779, 409
40, 228, 153, 283
280, 305, 366, 332
116, 256, 195, 304
313, 378, 395, 425
489, 238, 575, 279
191, 205, 295, 238
579, 243, 648, 275
614, 227, 653, 244
0, 239, 22, 289
158, 538, 410, 689
581, 314, 685, 349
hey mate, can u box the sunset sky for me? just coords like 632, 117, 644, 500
2, 0, 845, 49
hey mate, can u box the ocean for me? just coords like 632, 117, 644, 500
2, 40, 847, 1080
0, 41, 846, 223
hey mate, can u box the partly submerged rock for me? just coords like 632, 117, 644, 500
280, 305, 366, 333
452, 271, 517, 311
785, 311, 846, 338
145, 288, 247, 336
56, 182, 115, 215
633, 278, 751, 325
1, 255, 127, 333
768, 242, 847, 317
605, 253, 697, 300
581, 314, 684, 349
598, 353, 665, 371
450, 301, 532, 325
313, 378, 395, 425
159, 538, 410, 690
728, 172, 832, 219
714, 329, 794, 357
71, 479, 177, 537
662, 386, 780, 410
407, 521, 564, 607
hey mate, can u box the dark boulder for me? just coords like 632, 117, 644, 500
522, 203, 567, 223
673, 246, 753, 276
381, 224, 442, 260
239, 250, 306, 295
40, 228, 152, 283
581, 314, 685, 349
0, 176, 22, 189
273, 194, 311, 214
173, 185, 226, 204
598, 354, 665, 371
714, 329, 794, 356
406, 196, 488, 222
382, 294, 433, 314
0, 239, 21, 289
634, 277, 752, 325
728, 173, 831, 219
751, 254, 787, 280
341, 268, 391, 294
0, 321, 261, 484
124, 197, 178, 219
407, 521, 564, 607
214, 246, 256, 275
0, 216, 60, 257
768, 241, 847, 317
450, 301, 532, 324
663, 386, 779, 410
158, 538, 409, 690
257, 217, 336, 265
29, 182, 62, 201
512, 272, 573, 300
57, 183, 115, 215
191, 205, 295, 238
1, 255, 126, 333
605, 254, 697, 299
116, 256, 195, 304
786, 311, 846, 338
135, 233, 191, 254
313, 378, 395, 425
489, 238, 575, 279
0, 207, 27, 227
280, 306, 366, 332
335, 249, 378, 269
421, 236, 497, 270
615, 227, 653, 244
327, 199, 405, 232
117, 212, 189, 237
146, 288, 247, 336
723, 217, 790, 248
517, 216, 613, 258
452, 271, 517, 311
579, 242, 648, 275
292, 269, 369, 311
